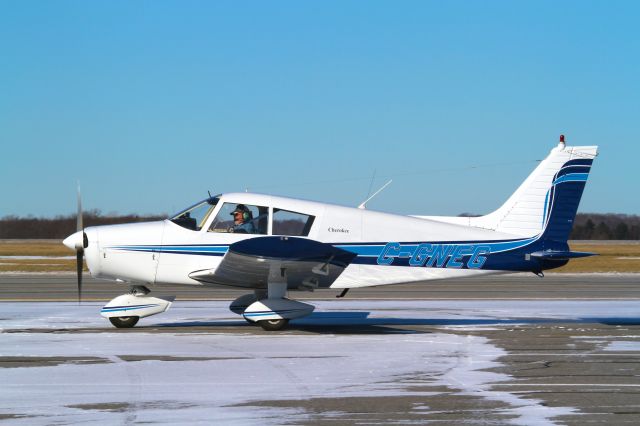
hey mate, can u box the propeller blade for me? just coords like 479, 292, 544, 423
76, 250, 83, 304
76, 183, 85, 303
76, 183, 83, 232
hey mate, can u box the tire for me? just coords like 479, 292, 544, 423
109, 316, 140, 328
258, 318, 289, 331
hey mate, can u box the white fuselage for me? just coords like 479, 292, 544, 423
83, 192, 521, 289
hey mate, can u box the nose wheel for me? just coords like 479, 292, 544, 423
258, 319, 289, 331
108, 316, 140, 328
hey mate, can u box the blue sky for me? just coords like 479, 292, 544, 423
1, 1, 638, 218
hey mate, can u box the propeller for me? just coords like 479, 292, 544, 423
63, 184, 89, 303
75, 185, 88, 303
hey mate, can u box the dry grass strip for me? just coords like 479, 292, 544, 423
0, 242, 638, 273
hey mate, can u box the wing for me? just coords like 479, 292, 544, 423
189, 236, 357, 290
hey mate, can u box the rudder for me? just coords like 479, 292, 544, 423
540, 157, 594, 242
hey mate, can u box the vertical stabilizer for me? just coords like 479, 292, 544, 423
418, 138, 598, 241
475, 139, 598, 238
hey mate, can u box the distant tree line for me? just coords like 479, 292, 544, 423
569, 213, 640, 240
0, 210, 167, 239
0, 212, 639, 240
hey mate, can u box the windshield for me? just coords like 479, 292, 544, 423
170, 196, 219, 231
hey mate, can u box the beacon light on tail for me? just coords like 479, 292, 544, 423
64, 136, 598, 330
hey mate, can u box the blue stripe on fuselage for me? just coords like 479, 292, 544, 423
107, 235, 541, 271
109, 245, 228, 256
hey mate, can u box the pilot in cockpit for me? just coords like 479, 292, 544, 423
229, 204, 256, 234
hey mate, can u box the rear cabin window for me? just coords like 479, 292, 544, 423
272, 209, 315, 236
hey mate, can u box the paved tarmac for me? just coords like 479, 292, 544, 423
1, 273, 639, 425
1, 273, 640, 301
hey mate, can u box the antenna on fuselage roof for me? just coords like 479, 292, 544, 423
357, 179, 392, 210
365, 169, 377, 199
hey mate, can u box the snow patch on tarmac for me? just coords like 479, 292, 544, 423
2, 300, 637, 425
605, 341, 640, 351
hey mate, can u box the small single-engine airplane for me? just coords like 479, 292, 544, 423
64, 136, 597, 330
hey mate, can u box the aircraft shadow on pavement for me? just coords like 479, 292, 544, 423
153, 312, 640, 334
581, 317, 640, 326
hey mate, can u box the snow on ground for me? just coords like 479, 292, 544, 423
1, 300, 638, 425
2, 299, 639, 330
605, 341, 640, 351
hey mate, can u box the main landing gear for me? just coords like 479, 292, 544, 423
230, 269, 315, 331
101, 285, 175, 328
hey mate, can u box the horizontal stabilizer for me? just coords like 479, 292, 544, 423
529, 250, 597, 260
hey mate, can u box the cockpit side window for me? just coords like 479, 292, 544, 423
209, 203, 268, 234
272, 209, 315, 236
170, 197, 219, 231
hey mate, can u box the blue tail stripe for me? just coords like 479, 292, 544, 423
563, 158, 593, 167
553, 173, 589, 185
555, 166, 591, 178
